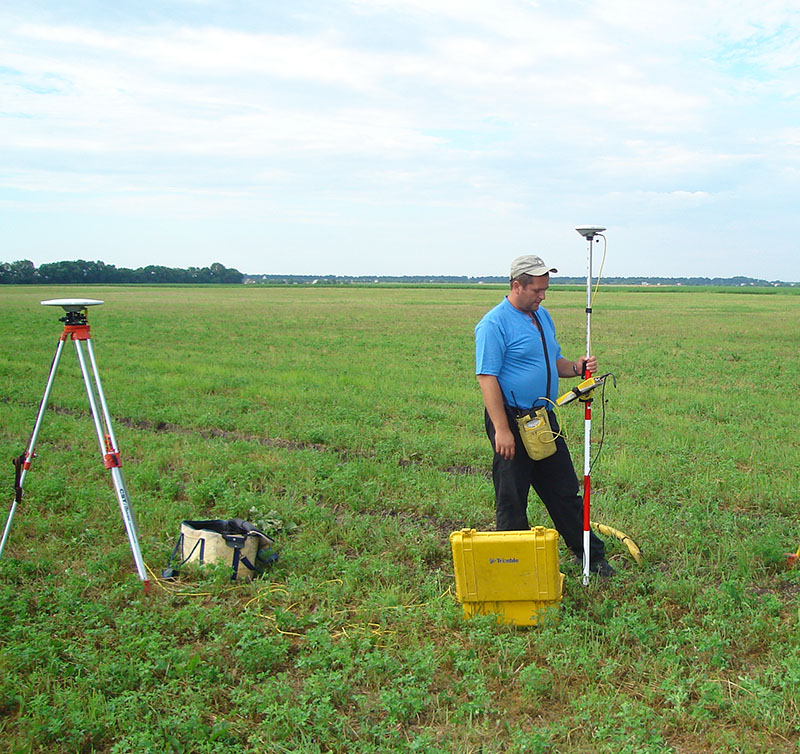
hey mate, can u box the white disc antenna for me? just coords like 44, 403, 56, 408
41, 299, 104, 312
575, 226, 606, 239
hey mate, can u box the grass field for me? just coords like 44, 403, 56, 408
0, 283, 799, 753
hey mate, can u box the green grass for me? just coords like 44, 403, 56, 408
1, 283, 799, 753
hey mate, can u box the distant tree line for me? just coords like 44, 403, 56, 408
0, 260, 243, 284
246, 273, 796, 287
2, 261, 794, 287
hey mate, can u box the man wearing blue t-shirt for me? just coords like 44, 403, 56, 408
475, 254, 613, 576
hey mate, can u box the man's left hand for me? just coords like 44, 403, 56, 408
578, 355, 598, 376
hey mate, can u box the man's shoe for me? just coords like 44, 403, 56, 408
591, 558, 616, 578
570, 552, 616, 578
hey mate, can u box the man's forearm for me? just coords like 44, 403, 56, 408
557, 355, 597, 378
477, 374, 509, 429
556, 358, 581, 378
477, 374, 516, 459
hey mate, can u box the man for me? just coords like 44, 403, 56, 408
475, 254, 614, 576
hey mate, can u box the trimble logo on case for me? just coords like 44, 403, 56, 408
489, 558, 519, 564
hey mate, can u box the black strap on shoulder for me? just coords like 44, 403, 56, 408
530, 312, 552, 407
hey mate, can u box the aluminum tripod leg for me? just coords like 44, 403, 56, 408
0, 338, 67, 559
73, 337, 150, 589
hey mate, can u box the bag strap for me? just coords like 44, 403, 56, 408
225, 539, 260, 580
172, 532, 205, 566
530, 312, 552, 408
162, 532, 205, 579
223, 533, 248, 581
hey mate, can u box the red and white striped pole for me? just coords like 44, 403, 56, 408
576, 226, 605, 585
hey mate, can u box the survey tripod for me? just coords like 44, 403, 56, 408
0, 299, 150, 592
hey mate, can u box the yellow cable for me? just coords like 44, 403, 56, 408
590, 234, 607, 309
590, 521, 644, 565
540, 397, 565, 441
588, 234, 608, 355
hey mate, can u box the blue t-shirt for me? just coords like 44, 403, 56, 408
475, 297, 563, 410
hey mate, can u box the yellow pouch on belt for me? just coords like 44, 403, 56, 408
516, 407, 557, 460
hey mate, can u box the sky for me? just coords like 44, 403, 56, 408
2, 1, 800, 280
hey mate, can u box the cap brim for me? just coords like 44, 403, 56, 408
511, 265, 558, 277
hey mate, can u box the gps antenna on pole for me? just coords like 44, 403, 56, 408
575, 226, 606, 586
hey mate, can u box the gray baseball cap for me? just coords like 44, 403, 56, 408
510, 254, 557, 279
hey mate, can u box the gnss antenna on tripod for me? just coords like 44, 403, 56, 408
0, 299, 150, 592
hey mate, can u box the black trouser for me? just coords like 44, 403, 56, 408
485, 408, 605, 560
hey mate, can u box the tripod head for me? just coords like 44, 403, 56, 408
59, 310, 89, 326
41, 299, 104, 326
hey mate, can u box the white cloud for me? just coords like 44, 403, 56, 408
1, 1, 799, 278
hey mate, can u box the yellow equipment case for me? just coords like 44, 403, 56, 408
449, 526, 564, 626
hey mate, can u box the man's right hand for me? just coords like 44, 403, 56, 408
494, 425, 516, 460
